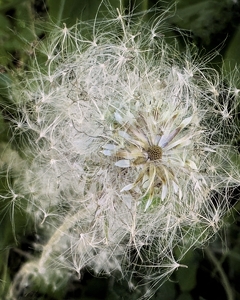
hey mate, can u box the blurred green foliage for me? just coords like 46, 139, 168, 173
0, 0, 240, 299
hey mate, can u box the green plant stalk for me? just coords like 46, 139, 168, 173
205, 247, 234, 300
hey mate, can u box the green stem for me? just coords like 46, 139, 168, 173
205, 247, 234, 300
39, 210, 82, 267
141, 0, 149, 11
0, 249, 9, 296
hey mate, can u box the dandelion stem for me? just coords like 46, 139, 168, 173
39, 210, 84, 267
205, 247, 234, 300
142, 0, 149, 11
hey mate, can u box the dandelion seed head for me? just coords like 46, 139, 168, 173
6, 3, 240, 299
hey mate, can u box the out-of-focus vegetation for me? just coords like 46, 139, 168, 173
0, 0, 240, 299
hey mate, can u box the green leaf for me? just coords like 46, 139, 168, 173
177, 292, 194, 300
176, 250, 200, 292
223, 25, 240, 77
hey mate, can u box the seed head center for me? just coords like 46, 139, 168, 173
147, 145, 163, 161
